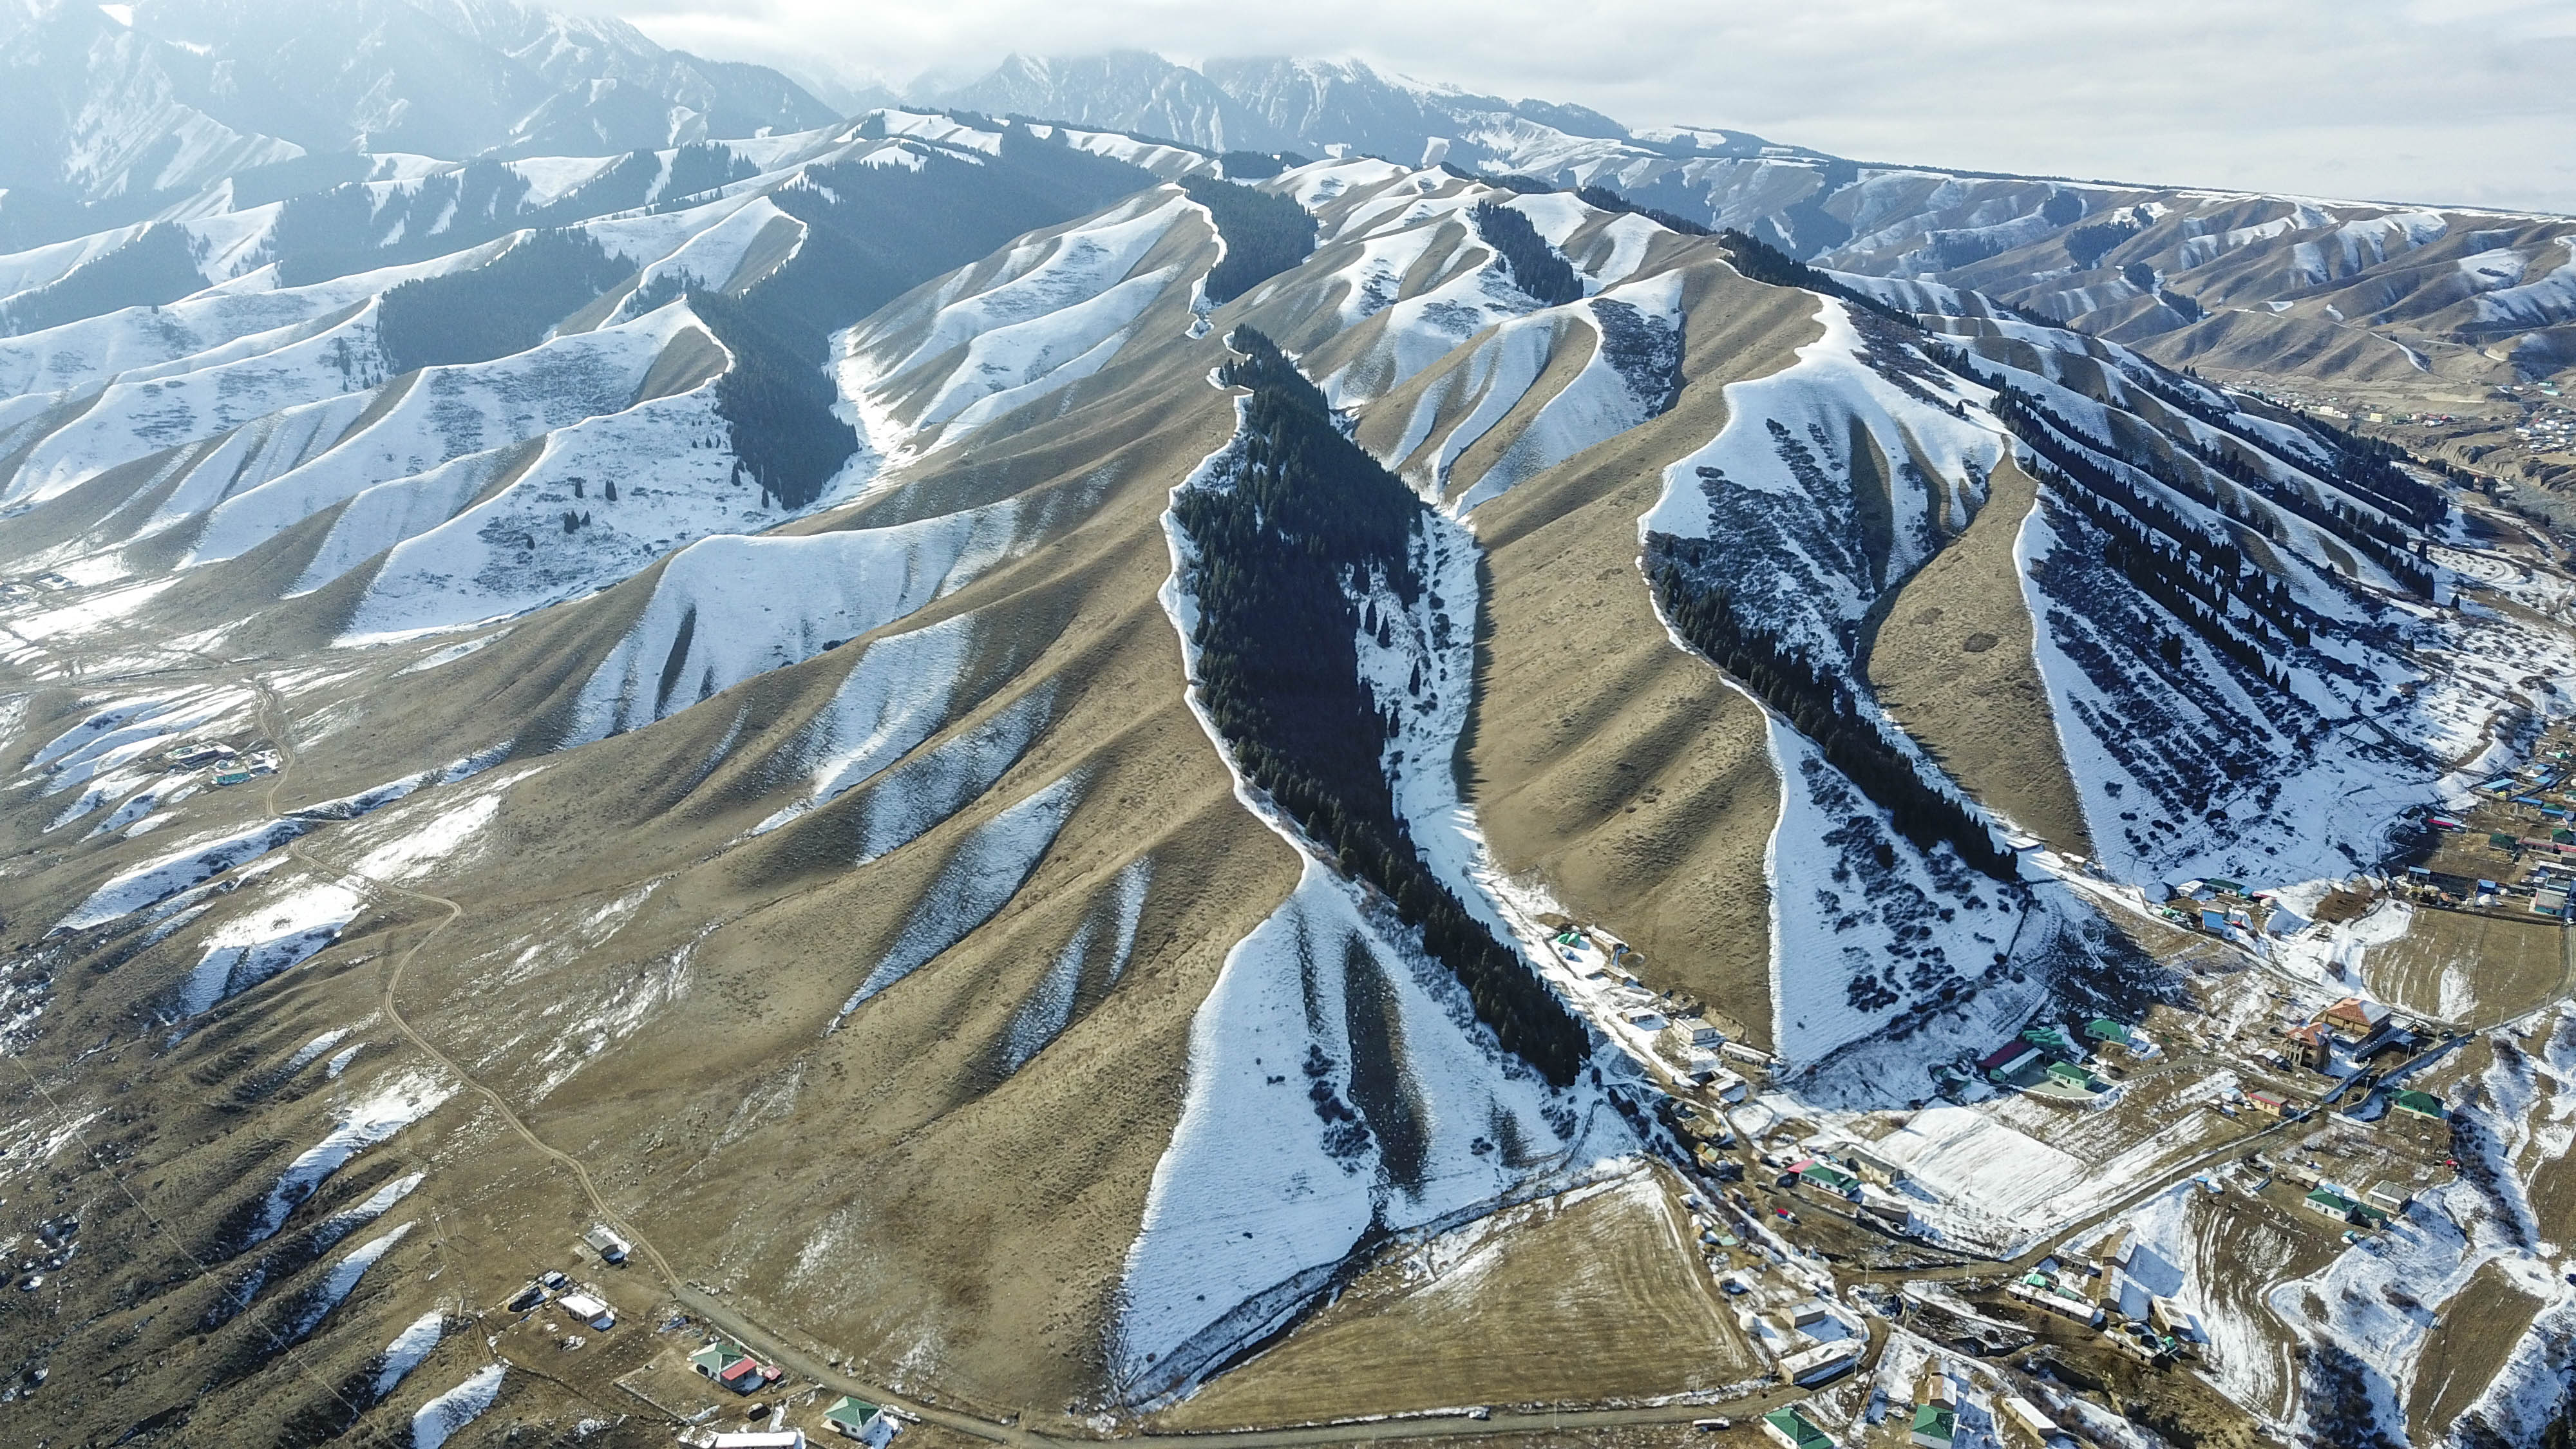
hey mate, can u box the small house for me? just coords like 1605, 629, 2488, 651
2365, 1182, 2413, 1214
1909, 1404, 1956, 1448
555, 1291, 614, 1329
1793, 1161, 1861, 1199
583, 1224, 631, 1264
2009, 1272, 2105, 1326
822, 1396, 888, 1442
1671, 1015, 1725, 1047
2021, 1025, 2080, 1059
2084, 1018, 2132, 1048
2533, 887, 2568, 918
1855, 1190, 1913, 1229
1676, 1046, 1728, 1083
2246, 1090, 2295, 1118
2148, 1296, 2195, 1338
708, 1434, 806, 1449
2392, 1090, 2446, 1122
1761, 1406, 1837, 1449
690, 1340, 751, 1380
717, 1356, 770, 1394
2304, 1188, 2360, 1222
1999, 1396, 2058, 1437
2092, 1225, 2134, 1271
1774, 1341, 1861, 1387
1842, 1144, 1906, 1186
1979, 1043, 2042, 1084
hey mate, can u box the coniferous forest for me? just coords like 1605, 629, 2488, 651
1469, 201, 1584, 307
1180, 327, 1591, 1086
375, 229, 629, 374
0, 222, 207, 336
1180, 175, 1319, 305
1646, 538, 2019, 881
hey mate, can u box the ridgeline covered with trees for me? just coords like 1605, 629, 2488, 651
1469, 200, 1582, 307
1178, 325, 1590, 1086
375, 229, 627, 374
1991, 384, 2315, 685
1646, 538, 2018, 881
0, 222, 206, 336
1179, 174, 1319, 305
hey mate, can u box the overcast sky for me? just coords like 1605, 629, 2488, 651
580, 0, 2576, 213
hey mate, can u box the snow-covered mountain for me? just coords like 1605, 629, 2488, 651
0, 0, 835, 250
926, 52, 2576, 388
0, 15, 2570, 1449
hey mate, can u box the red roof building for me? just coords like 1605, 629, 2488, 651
2284, 1024, 2331, 1070
719, 1357, 766, 1394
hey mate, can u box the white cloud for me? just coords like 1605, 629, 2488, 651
587, 0, 2575, 213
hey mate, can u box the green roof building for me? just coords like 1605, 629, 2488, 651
1761, 1406, 1837, 1449
1910, 1403, 1958, 1448
688, 1340, 747, 1376
2306, 1188, 2360, 1220
1797, 1162, 1861, 1195
2393, 1090, 2446, 1121
2085, 1018, 2130, 1043
823, 1396, 886, 1441
2022, 1026, 2078, 1056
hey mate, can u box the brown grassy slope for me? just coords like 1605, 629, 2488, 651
1864, 455, 2092, 852
1155, 1166, 1757, 1426
0, 293, 1296, 1437
2409, 1258, 2544, 1443
354, 351, 1278, 1416
1459, 263, 1819, 1049
2363, 907, 2567, 1022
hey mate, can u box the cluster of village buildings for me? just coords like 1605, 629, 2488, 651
162, 737, 280, 788
2401, 721, 2576, 917
1759, 1358, 2062, 1449
492, 1222, 895, 1449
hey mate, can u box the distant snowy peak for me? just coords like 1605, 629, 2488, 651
952, 52, 1267, 153
934, 52, 1705, 169
0, 0, 836, 248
